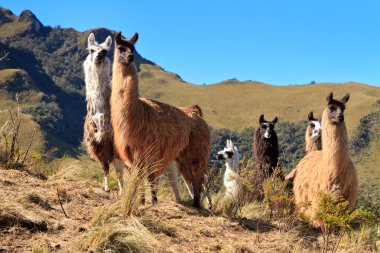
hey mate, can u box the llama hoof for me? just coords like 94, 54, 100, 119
152, 196, 158, 204
104, 188, 110, 193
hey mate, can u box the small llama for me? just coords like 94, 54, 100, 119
305, 111, 322, 153
216, 139, 241, 198
83, 33, 123, 194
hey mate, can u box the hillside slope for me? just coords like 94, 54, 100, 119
139, 63, 380, 136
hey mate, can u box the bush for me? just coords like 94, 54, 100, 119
315, 192, 378, 253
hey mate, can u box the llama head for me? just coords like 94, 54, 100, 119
326, 92, 350, 124
308, 111, 322, 140
216, 139, 240, 169
115, 31, 138, 66
87, 33, 112, 66
258, 114, 278, 139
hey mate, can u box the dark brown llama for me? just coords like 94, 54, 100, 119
251, 114, 282, 200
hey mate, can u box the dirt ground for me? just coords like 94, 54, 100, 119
2, 167, 374, 253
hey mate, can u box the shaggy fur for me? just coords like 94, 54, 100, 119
110, 32, 211, 208
251, 115, 282, 200
293, 93, 358, 225
217, 139, 241, 198
253, 115, 279, 171
83, 33, 124, 193
305, 111, 322, 153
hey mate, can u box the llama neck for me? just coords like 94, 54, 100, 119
226, 158, 239, 172
84, 58, 112, 140
321, 108, 349, 166
224, 162, 238, 182
112, 53, 140, 104
84, 58, 111, 103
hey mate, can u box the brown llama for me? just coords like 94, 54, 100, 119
251, 114, 283, 200
293, 93, 358, 225
110, 32, 211, 208
285, 111, 322, 182
83, 33, 124, 194
305, 111, 322, 153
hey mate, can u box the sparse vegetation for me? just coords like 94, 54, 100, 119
314, 193, 378, 253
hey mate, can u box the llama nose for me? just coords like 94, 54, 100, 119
338, 115, 344, 121
127, 55, 134, 62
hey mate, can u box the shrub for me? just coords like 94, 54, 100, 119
314, 192, 378, 253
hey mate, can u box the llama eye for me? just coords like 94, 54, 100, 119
118, 47, 126, 52
310, 123, 315, 128
90, 49, 95, 53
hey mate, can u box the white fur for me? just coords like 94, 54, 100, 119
217, 139, 241, 198
84, 33, 112, 142
310, 120, 322, 140
104, 175, 109, 192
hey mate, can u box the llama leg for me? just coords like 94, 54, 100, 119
193, 181, 201, 208
191, 165, 203, 209
148, 173, 161, 204
184, 180, 194, 199
202, 174, 212, 209
102, 162, 110, 192
114, 158, 124, 195
167, 161, 181, 203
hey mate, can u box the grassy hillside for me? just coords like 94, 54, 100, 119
139, 64, 380, 137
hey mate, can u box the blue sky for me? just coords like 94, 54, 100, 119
2, 1, 380, 86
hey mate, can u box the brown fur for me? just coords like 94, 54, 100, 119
293, 94, 358, 225
111, 32, 210, 208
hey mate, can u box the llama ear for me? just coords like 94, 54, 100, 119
104, 36, 112, 48
88, 33, 96, 47
272, 117, 278, 124
308, 111, 314, 121
259, 114, 264, 124
115, 32, 122, 44
326, 92, 333, 102
131, 32, 139, 44
341, 93, 350, 104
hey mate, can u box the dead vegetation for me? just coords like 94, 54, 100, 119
0, 156, 379, 252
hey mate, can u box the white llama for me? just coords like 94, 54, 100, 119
83, 33, 124, 194
216, 139, 241, 198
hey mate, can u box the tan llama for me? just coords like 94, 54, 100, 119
110, 32, 210, 208
293, 93, 358, 225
